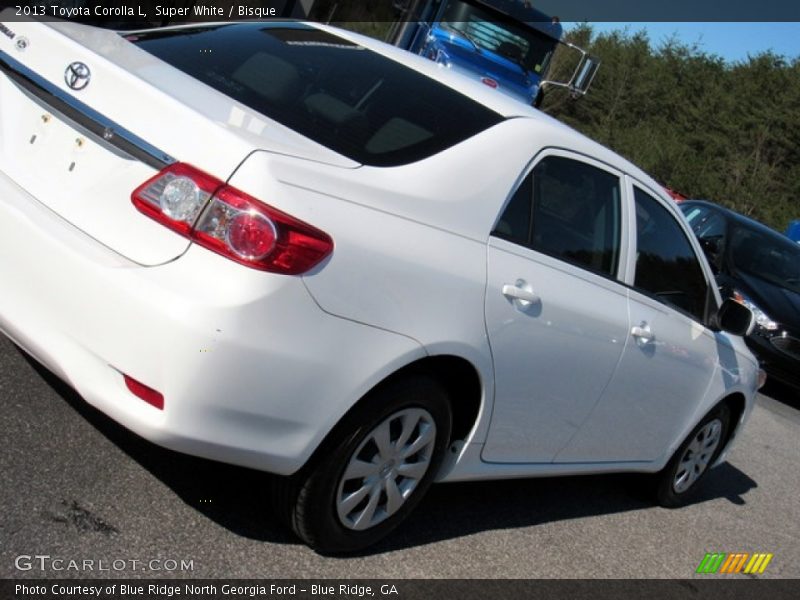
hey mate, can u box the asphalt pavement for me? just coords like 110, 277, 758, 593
1, 337, 798, 578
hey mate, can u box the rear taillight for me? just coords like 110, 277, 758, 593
132, 163, 333, 274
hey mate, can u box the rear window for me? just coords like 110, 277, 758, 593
130, 23, 504, 166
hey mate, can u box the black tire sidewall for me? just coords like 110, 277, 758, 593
292, 375, 452, 553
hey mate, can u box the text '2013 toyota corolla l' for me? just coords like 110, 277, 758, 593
0, 17, 763, 552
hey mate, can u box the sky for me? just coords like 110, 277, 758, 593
578, 22, 800, 63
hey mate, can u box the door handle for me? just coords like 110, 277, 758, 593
631, 322, 655, 344
502, 283, 540, 307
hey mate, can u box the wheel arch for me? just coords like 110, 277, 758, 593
718, 391, 747, 451
298, 354, 484, 475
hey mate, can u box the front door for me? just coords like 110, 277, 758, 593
557, 185, 720, 462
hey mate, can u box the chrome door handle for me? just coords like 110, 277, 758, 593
631, 322, 654, 344
502, 283, 539, 307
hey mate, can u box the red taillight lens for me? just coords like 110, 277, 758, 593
481, 77, 499, 89
123, 374, 164, 410
132, 163, 333, 274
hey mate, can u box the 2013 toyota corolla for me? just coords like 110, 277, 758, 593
0, 17, 762, 552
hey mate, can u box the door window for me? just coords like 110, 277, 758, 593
493, 155, 621, 278
633, 189, 711, 322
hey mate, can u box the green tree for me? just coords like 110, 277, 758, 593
544, 27, 800, 232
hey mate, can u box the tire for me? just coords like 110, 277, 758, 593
274, 375, 452, 553
654, 404, 731, 508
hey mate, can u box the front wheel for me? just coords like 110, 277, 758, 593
276, 375, 452, 553
654, 404, 731, 507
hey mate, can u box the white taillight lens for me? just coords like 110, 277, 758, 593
160, 176, 204, 221
132, 163, 333, 274
132, 163, 221, 235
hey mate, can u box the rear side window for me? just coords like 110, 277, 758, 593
634, 189, 710, 321
493, 156, 622, 278
131, 24, 503, 166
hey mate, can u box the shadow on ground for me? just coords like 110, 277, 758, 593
21, 348, 759, 556
760, 379, 799, 410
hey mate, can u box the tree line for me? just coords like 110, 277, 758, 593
543, 25, 800, 233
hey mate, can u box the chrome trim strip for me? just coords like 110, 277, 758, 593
0, 50, 175, 170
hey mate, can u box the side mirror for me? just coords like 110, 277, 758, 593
716, 298, 755, 337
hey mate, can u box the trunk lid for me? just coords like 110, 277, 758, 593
0, 17, 355, 266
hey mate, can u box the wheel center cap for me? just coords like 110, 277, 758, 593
379, 460, 396, 479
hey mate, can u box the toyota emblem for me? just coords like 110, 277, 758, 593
64, 62, 91, 91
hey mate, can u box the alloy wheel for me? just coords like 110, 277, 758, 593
672, 418, 723, 494
336, 407, 437, 531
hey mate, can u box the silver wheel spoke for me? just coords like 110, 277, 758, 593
353, 485, 382, 530
343, 459, 380, 480
400, 423, 435, 459
340, 483, 372, 515
384, 478, 404, 515
396, 461, 428, 480
372, 420, 394, 461
394, 414, 415, 450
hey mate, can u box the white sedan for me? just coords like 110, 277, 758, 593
0, 17, 762, 552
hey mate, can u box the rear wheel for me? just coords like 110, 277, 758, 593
275, 375, 452, 553
654, 404, 730, 507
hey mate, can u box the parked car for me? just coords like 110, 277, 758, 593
681, 201, 800, 391
0, 17, 760, 553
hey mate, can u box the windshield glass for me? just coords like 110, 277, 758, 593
439, 0, 557, 74
730, 224, 800, 293
131, 23, 503, 167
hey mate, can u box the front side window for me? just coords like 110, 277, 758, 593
634, 189, 710, 322
493, 155, 621, 277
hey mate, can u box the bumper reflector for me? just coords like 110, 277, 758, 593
757, 369, 767, 390
124, 374, 164, 410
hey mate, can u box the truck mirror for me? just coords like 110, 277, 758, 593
540, 44, 600, 99
572, 54, 600, 95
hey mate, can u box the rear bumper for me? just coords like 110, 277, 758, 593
0, 168, 423, 474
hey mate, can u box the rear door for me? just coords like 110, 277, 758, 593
483, 151, 630, 463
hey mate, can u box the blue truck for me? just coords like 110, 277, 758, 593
388, 0, 599, 106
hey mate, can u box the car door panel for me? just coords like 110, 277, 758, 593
555, 289, 717, 462
483, 240, 629, 462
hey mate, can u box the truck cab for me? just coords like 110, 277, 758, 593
389, 0, 599, 106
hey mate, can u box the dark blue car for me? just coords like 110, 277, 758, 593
682, 201, 800, 392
